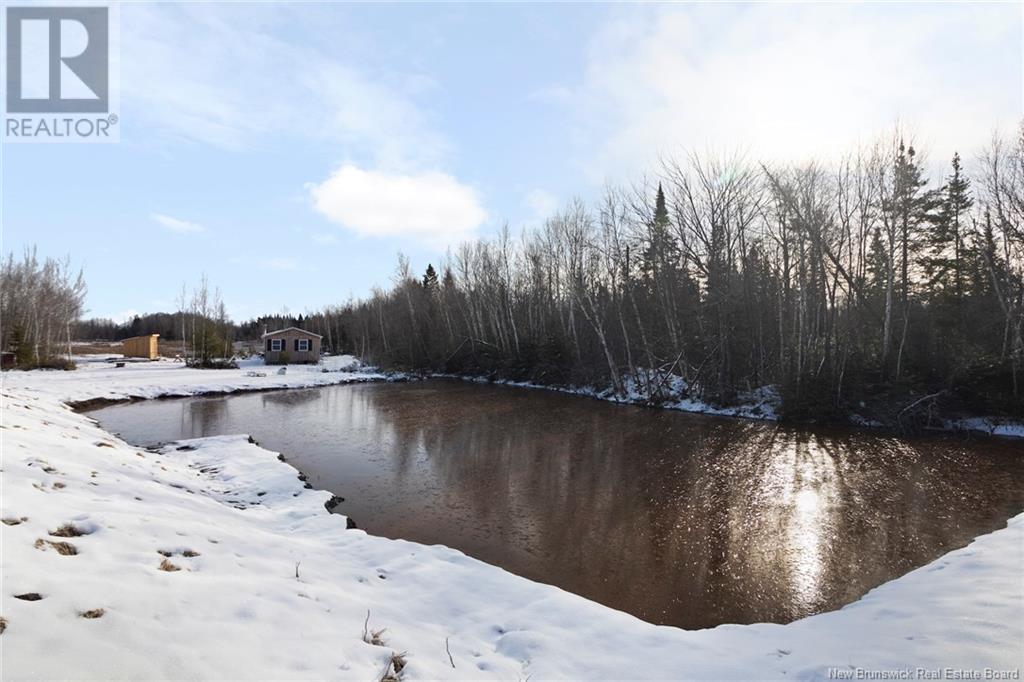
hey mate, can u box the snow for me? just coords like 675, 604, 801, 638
1, 355, 389, 405
1, 365, 1022, 679
947, 417, 1024, 439
437, 369, 782, 421
446, 371, 1024, 438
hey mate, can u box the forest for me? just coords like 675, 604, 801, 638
0, 249, 87, 369
47, 126, 1024, 426
320, 129, 1024, 426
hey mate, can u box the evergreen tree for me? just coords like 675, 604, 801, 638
640, 184, 680, 283
922, 152, 974, 298
422, 263, 439, 291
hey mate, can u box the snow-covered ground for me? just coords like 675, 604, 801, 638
947, 416, 1024, 439
2, 364, 1022, 680
438, 369, 781, 421
443, 370, 1024, 438
2, 355, 387, 405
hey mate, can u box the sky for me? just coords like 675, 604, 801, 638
2, 1, 1021, 323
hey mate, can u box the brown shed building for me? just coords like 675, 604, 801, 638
263, 327, 321, 364
122, 334, 160, 359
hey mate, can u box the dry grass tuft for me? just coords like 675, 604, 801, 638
0, 616, 7, 635
159, 558, 181, 572
363, 610, 388, 647
47, 540, 78, 556
49, 523, 89, 538
380, 652, 408, 682
79, 608, 105, 619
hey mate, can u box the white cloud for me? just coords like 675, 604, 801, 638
309, 165, 487, 246
573, 4, 1022, 178
152, 212, 204, 233
122, 4, 447, 167
523, 189, 558, 223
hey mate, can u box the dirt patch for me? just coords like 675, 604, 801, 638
14, 593, 43, 601
79, 608, 105, 619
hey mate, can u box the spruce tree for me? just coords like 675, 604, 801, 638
922, 152, 974, 299
422, 263, 439, 291
641, 184, 680, 283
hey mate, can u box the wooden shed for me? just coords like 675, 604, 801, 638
262, 327, 322, 365
122, 334, 159, 360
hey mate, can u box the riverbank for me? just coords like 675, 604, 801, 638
431, 369, 1024, 439
2, 365, 1022, 679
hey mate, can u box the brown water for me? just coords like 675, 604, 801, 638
87, 380, 1024, 629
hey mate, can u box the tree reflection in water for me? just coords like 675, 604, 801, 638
89, 380, 1024, 630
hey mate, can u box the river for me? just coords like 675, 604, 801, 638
86, 379, 1024, 629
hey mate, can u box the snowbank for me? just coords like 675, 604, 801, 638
437, 369, 781, 421
444, 371, 1024, 438
947, 417, 1024, 439
1, 355, 390, 406
1, 368, 1021, 680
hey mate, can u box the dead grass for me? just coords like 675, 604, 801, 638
363, 610, 387, 647
159, 558, 181, 572
380, 652, 408, 682
47, 540, 78, 555
49, 523, 90, 537
79, 608, 105, 619
0, 616, 7, 635
34, 538, 78, 555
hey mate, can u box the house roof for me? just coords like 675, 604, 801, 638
261, 327, 323, 339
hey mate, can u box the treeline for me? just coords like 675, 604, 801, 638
329, 128, 1024, 424
74, 277, 235, 367
1, 249, 87, 368
76, 313, 184, 341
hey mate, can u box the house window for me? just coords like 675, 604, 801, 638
271, 339, 284, 351
297, 339, 310, 352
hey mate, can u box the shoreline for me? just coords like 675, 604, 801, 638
425, 372, 1024, 440
2, 360, 1022, 679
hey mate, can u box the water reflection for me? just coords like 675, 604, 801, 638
89, 380, 1024, 629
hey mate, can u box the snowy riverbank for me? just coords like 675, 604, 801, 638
437, 370, 1024, 438
1, 363, 1022, 679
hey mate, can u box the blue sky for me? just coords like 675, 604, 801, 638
2, 1, 1020, 322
